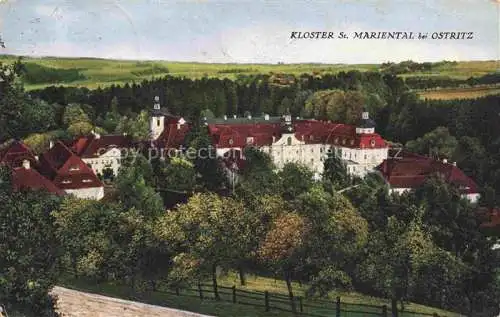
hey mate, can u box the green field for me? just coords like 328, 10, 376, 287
59, 272, 462, 317
1, 54, 498, 91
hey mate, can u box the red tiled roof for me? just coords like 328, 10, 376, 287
155, 122, 191, 149
12, 166, 65, 196
38, 141, 103, 189
0, 140, 37, 168
376, 152, 479, 194
207, 119, 388, 149
67, 134, 132, 158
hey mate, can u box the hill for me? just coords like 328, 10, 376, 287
0, 55, 497, 91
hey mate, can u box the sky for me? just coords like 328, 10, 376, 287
0, 0, 499, 64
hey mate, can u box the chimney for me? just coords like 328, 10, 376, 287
233, 114, 237, 119
22, 159, 30, 169
247, 114, 252, 120
442, 158, 448, 164
49, 141, 54, 149
224, 115, 227, 120
264, 114, 270, 121
452, 161, 457, 166
177, 123, 181, 130
272, 136, 276, 143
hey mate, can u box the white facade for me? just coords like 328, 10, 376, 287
65, 186, 105, 200
217, 133, 388, 179
388, 188, 480, 203
150, 115, 165, 140
83, 147, 123, 177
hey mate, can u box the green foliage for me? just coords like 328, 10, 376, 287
67, 121, 94, 137
0, 186, 61, 316
406, 127, 458, 159
20, 62, 85, 84
0, 59, 27, 140
304, 89, 364, 124
62, 104, 90, 127
322, 148, 352, 190
115, 110, 150, 141
278, 162, 314, 201
158, 156, 196, 193
115, 154, 163, 217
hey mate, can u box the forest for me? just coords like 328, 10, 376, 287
0, 58, 499, 316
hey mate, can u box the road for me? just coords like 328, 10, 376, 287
50, 286, 213, 317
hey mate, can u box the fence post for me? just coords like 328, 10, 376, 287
382, 305, 388, 317
336, 296, 341, 317
232, 286, 236, 303
299, 297, 303, 313
198, 282, 203, 300
391, 299, 398, 317
265, 291, 270, 312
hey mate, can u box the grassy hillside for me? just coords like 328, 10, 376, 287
59, 272, 462, 317
417, 85, 500, 100
1, 55, 497, 91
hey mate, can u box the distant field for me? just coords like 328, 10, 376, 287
417, 85, 500, 100
1, 55, 498, 91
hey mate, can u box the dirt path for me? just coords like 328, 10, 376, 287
50, 286, 213, 317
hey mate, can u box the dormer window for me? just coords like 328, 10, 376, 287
370, 139, 376, 147
342, 139, 346, 145
228, 138, 234, 145
61, 180, 72, 184
350, 140, 354, 146
82, 179, 93, 183
246, 137, 254, 145
69, 165, 80, 171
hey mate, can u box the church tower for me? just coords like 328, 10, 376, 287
150, 96, 165, 140
355, 109, 375, 135
281, 108, 295, 134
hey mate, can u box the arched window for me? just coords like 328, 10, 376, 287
157, 119, 160, 127
287, 137, 292, 146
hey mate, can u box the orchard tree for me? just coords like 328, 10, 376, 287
0, 167, 62, 316
257, 212, 310, 313
157, 193, 257, 298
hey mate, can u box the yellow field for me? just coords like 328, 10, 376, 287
418, 85, 500, 100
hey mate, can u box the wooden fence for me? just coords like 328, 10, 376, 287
153, 282, 446, 317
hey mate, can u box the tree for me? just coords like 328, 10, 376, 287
23, 132, 52, 154
67, 121, 94, 137
20, 99, 56, 134
303, 89, 364, 124
187, 126, 226, 192
278, 162, 314, 201
115, 110, 150, 141
257, 212, 310, 313
62, 103, 90, 127
406, 127, 458, 159
322, 148, 351, 190
115, 154, 163, 218
157, 193, 256, 298
160, 157, 196, 193
0, 168, 61, 315
0, 59, 27, 141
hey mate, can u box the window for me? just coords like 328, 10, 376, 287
82, 179, 93, 183
342, 139, 346, 145
69, 165, 80, 171
157, 119, 160, 127
350, 140, 354, 145
370, 139, 376, 147
246, 137, 254, 145
287, 137, 292, 146
364, 155, 367, 160
311, 158, 314, 164
61, 180, 72, 184
228, 138, 234, 145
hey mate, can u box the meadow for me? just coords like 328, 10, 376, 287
1, 54, 498, 91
